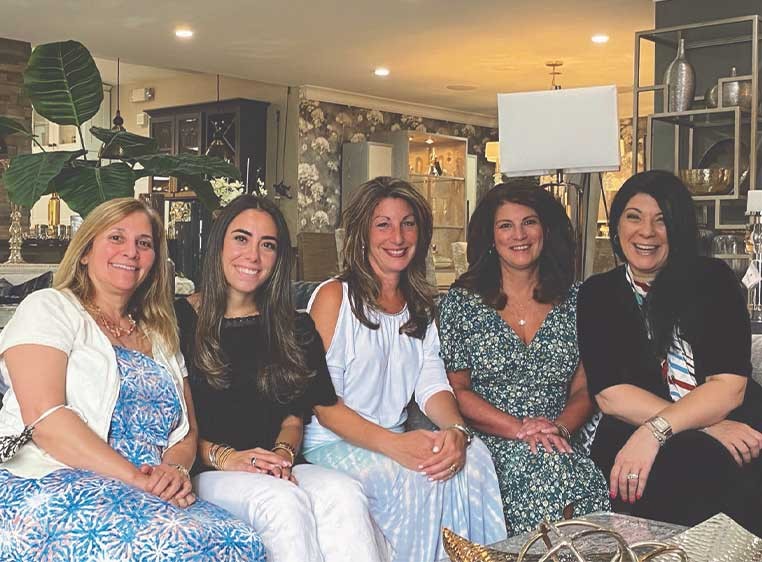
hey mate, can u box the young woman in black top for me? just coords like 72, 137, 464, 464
578, 170, 762, 533
176, 195, 388, 562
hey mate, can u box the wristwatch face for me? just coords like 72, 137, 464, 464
650, 416, 672, 436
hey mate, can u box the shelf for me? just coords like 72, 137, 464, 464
636, 16, 760, 50
409, 174, 465, 181
649, 107, 762, 128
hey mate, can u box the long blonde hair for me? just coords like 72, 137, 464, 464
53, 198, 178, 354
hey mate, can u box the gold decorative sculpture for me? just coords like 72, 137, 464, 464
443, 518, 689, 562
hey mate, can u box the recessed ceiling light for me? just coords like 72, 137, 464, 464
374, 67, 390, 77
175, 28, 194, 39
446, 84, 478, 91
591, 34, 609, 44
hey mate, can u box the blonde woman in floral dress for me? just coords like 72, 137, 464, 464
439, 182, 609, 536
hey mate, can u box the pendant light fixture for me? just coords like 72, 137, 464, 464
100, 58, 126, 160
205, 74, 233, 162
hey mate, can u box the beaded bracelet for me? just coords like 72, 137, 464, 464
272, 441, 296, 464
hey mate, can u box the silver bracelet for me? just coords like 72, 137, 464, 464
446, 423, 474, 446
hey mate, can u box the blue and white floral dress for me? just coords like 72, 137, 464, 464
0, 346, 266, 562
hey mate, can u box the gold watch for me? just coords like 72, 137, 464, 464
644, 415, 673, 446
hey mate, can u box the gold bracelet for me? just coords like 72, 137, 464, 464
208, 443, 234, 471
555, 422, 571, 442
168, 463, 190, 479
216, 446, 235, 470
272, 441, 296, 464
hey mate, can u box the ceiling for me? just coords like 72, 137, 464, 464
1, 0, 656, 118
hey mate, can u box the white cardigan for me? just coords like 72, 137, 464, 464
0, 288, 189, 478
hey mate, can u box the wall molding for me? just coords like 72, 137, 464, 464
300, 85, 498, 129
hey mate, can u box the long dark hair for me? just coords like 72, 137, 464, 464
454, 181, 575, 308
339, 176, 435, 339
195, 195, 312, 401
608, 170, 699, 358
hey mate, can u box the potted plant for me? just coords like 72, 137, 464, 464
0, 40, 234, 217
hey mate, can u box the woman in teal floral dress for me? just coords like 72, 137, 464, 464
439, 182, 609, 535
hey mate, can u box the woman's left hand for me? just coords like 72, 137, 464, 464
609, 425, 660, 503
516, 417, 573, 454
140, 463, 196, 507
418, 428, 467, 481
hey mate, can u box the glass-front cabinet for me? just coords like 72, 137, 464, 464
376, 130, 468, 289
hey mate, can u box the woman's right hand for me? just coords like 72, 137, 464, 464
702, 420, 762, 466
221, 447, 293, 476
381, 430, 438, 471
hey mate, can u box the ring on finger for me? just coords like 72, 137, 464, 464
626, 472, 639, 480
448, 464, 458, 474
250, 456, 257, 466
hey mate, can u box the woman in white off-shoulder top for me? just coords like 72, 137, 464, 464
303, 177, 507, 562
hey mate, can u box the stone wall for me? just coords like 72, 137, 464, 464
0, 38, 32, 239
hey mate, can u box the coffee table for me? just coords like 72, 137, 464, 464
437, 512, 686, 562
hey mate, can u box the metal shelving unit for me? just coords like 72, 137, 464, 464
633, 15, 761, 230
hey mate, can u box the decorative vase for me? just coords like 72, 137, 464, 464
664, 38, 695, 112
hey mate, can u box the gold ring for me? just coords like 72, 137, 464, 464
449, 464, 457, 474
626, 472, 639, 480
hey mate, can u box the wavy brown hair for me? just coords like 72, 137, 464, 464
454, 181, 575, 309
194, 195, 312, 401
339, 176, 435, 339
53, 198, 178, 353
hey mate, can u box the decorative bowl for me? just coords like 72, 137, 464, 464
679, 168, 734, 195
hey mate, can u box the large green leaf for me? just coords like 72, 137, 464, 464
0, 116, 32, 139
55, 162, 136, 217
179, 176, 221, 211
4, 150, 85, 207
24, 40, 103, 127
90, 126, 158, 158
135, 153, 241, 180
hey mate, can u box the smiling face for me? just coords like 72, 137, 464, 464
221, 208, 279, 301
367, 197, 418, 278
82, 211, 156, 299
493, 201, 544, 272
617, 192, 670, 282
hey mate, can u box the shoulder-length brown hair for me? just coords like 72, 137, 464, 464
53, 197, 178, 353
454, 181, 575, 309
339, 176, 435, 339
194, 195, 312, 401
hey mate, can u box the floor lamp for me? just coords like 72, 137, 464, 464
497, 85, 621, 278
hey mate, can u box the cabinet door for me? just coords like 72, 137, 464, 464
176, 113, 202, 155
151, 117, 175, 154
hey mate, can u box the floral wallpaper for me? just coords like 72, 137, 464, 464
297, 98, 498, 233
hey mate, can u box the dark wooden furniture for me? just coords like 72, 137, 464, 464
146, 98, 268, 199
145, 98, 269, 285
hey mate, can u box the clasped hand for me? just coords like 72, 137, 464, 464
387, 428, 467, 481
221, 447, 296, 483
137, 462, 195, 508
515, 416, 572, 454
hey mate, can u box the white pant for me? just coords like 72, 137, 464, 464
193, 464, 389, 562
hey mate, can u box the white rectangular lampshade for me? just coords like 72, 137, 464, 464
498, 85, 621, 176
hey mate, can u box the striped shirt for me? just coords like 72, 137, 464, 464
625, 265, 697, 401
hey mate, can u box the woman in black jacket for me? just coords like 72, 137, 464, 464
578, 170, 762, 533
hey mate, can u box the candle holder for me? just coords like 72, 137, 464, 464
0, 159, 25, 264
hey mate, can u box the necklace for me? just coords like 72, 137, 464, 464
87, 304, 137, 339
509, 297, 531, 327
